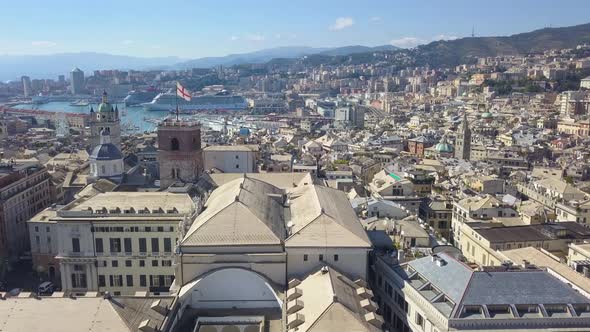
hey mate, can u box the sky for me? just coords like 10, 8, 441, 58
2, 0, 590, 59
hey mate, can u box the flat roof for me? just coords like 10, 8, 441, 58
0, 297, 128, 332
63, 192, 194, 215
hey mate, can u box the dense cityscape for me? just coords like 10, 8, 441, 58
3, 5, 590, 332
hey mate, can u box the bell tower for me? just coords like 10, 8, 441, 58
454, 112, 471, 160
157, 118, 203, 189
89, 91, 121, 151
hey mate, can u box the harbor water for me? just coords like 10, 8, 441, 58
12, 102, 168, 132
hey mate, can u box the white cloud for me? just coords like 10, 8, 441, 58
230, 35, 239, 41
369, 16, 382, 22
329, 17, 354, 31
389, 37, 425, 48
121, 40, 135, 45
31, 41, 57, 48
246, 34, 265, 41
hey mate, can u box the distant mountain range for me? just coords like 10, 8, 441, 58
2, 22, 590, 81
173, 45, 398, 69
0, 45, 398, 81
412, 23, 590, 67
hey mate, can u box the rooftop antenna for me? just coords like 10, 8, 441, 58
471, 25, 475, 38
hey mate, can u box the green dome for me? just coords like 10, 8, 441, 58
98, 91, 113, 113
435, 136, 453, 153
481, 111, 493, 119
97, 102, 113, 113
435, 142, 453, 153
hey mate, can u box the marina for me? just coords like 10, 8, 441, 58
8, 101, 241, 133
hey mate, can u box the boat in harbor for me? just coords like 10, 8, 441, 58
142, 92, 247, 112
124, 89, 159, 106
70, 99, 90, 106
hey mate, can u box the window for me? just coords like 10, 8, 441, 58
72, 238, 80, 253
162, 260, 172, 267
139, 260, 145, 267
113, 275, 123, 287
98, 275, 106, 287
139, 238, 147, 253
124, 238, 132, 253
334, 254, 339, 261
110, 238, 121, 253
171, 138, 180, 151
71, 273, 87, 288
95, 238, 104, 253
151, 238, 159, 253
319, 254, 324, 261
101, 165, 106, 174
164, 238, 172, 253
152, 260, 159, 267
236, 164, 240, 169
303, 254, 308, 261
125, 260, 132, 267
126, 275, 134, 287
235, 155, 239, 159
35, 226, 39, 232
140, 275, 147, 287
415, 313, 424, 329
112, 260, 119, 268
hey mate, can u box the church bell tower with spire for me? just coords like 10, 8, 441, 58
89, 91, 121, 151
454, 111, 471, 160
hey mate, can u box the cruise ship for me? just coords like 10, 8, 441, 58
124, 90, 159, 107
141, 93, 248, 112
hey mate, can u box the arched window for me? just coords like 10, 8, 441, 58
171, 138, 180, 151
101, 165, 106, 174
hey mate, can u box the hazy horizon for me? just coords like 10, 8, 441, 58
2, 0, 590, 58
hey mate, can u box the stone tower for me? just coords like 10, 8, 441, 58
157, 118, 203, 189
89, 91, 121, 151
454, 112, 471, 160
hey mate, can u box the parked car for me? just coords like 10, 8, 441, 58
37, 282, 54, 295
7, 288, 21, 297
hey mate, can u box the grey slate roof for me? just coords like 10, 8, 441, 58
460, 270, 590, 308
406, 252, 473, 304
399, 252, 590, 320
90, 143, 123, 161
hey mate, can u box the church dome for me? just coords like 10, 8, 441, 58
90, 131, 123, 160
481, 111, 493, 119
91, 143, 123, 160
435, 136, 453, 153
98, 91, 114, 113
